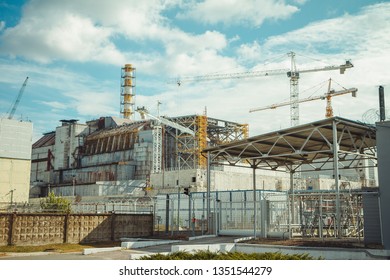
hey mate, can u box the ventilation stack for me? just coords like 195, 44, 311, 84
379, 85, 386, 122
121, 64, 136, 120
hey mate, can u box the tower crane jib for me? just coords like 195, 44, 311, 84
249, 79, 358, 118
8, 76, 29, 120
169, 52, 353, 127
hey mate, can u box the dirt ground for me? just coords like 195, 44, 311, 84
241, 237, 383, 249
152, 232, 383, 249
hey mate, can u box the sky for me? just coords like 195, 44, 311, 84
1, 0, 390, 142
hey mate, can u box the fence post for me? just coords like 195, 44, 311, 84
64, 213, 70, 244
165, 194, 169, 235
111, 212, 116, 241
8, 213, 17, 245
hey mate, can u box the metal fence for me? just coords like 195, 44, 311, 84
153, 189, 371, 240
153, 190, 288, 237
1, 189, 376, 241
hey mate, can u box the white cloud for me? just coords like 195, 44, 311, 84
63, 90, 118, 117
0, 21, 5, 31
165, 2, 390, 135
261, 3, 390, 56
40, 101, 67, 110
236, 41, 262, 63
0, 7, 124, 64
2, 1, 390, 139
0, 0, 236, 76
177, 0, 299, 27
0, 0, 180, 64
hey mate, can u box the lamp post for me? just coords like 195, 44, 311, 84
177, 152, 181, 232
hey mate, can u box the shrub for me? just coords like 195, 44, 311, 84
40, 191, 71, 213
139, 250, 316, 260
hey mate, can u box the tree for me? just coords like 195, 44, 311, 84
40, 191, 71, 213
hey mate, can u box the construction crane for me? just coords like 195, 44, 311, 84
136, 106, 195, 173
170, 52, 353, 126
8, 77, 29, 119
136, 106, 194, 136
249, 79, 358, 118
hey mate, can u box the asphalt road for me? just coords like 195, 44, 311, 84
0, 235, 240, 260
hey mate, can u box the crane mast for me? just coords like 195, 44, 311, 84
8, 77, 29, 120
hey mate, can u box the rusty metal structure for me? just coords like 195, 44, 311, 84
164, 115, 249, 170
30, 114, 248, 197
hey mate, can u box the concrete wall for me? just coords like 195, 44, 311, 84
0, 213, 153, 246
150, 165, 364, 195
54, 122, 87, 170
150, 168, 206, 190
0, 119, 32, 203
0, 158, 31, 203
133, 142, 153, 179
0, 118, 32, 160
45, 180, 146, 197
30, 145, 53, 183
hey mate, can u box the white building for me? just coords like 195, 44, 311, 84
0, 118, 33, 204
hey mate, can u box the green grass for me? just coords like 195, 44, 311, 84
0, 242, 121, 253
139, 250, 317, 260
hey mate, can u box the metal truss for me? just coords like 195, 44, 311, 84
164, 115, 248, 170
205, 117, 377, 173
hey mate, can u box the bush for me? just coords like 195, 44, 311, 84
40, 191, 71, 213
139, 250, 316, 260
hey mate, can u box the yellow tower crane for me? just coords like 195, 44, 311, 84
249, 79, 358, 118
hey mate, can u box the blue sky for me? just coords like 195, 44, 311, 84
1, 0, 389, 141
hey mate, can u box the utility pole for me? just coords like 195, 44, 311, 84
10, 189, 16, 205
72, 175, 76, 197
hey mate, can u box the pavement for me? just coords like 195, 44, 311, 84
0, 235, 239, 260
1, 235, 388, 260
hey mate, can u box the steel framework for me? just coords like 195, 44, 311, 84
204, 117, 377, 238
164, 115, 249, 170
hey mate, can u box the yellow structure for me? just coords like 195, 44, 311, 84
196, 115, 207, 168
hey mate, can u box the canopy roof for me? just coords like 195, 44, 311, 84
203, 117, 377, 172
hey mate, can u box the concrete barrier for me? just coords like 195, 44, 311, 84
171, 243, 235, 253
121, 239, 182, 249
83, 247, 122, 255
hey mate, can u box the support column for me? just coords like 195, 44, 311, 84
252, 163, 257, 238
290, 170, 295, 225
332, 120, 341, 238
206, 152, 211, 234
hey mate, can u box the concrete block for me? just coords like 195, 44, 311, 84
83, 246, 122, 255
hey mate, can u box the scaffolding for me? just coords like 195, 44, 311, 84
164, 115, 249, 170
